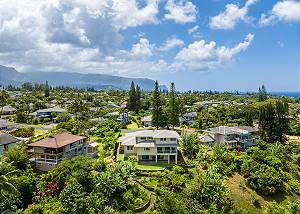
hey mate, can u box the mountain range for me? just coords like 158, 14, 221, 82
0, 65, 166, 91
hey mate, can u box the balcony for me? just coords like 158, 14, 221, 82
157, 150, 177, 154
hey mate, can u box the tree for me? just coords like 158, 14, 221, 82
128, 81, 136, 111
259, 101, 289, 143
167, 82, 180, 129
152, 81, 163, 129
44, 81, 50, 97
258, 85, 267, 101
0, 90, 9, 111
180, 133, 199, 159
135, 84, 141, 113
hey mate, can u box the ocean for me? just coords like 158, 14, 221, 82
271, 92, 300, 98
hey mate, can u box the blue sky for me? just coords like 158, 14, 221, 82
0, 0, 299, 92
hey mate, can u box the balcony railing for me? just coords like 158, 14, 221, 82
157, 150, 177, 154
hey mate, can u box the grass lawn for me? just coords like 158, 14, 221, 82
34, 129, 47, 136
136, 162, 173, 171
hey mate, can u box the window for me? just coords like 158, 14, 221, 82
127, 146, 133, 150
144, 148, 150, 151
141, 137, 147, 140
160, 138, 167, 141
170, 138, 177, 141
142, 155, 149, 160
157, 147, 162, 151
70, 142, 77, 149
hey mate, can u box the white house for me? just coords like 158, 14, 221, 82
200, 126, 258, 150
119, 130, 180, 164
141, 115, 152, 128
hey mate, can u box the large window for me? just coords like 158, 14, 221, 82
160, 138, 167, 141
144, 148, 150, 151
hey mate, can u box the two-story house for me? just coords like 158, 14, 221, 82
200, 126, 258, 150
28, 132, 97, 171
29, 107, 66, 122
119, 130, 180, 164
141, 115, 152, 128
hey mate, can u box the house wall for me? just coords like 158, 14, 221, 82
0, 142, 18, 155
135, 147, 157, 156
124, 145, 136, 156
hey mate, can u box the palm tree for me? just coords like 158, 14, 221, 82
0, 162, 18, 194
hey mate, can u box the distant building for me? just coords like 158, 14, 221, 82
117, 113, 129, 124
119, 130, 180, 164
0, 106, 17, 114
0, 134, 20, 155
29, 107, 66, 122
28, 132, 97, 171
200, 126, 258, 150
141, 115, 152, 128
180, 112, 197, 125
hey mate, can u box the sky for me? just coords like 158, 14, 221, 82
0, 0, 299, 92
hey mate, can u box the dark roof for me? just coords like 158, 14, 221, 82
0, 134, 20, 146
29, 132, 85, 148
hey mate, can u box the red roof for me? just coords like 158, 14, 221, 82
29, 132, 86, 148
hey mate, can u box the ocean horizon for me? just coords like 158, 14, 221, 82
271, 92, 300, 98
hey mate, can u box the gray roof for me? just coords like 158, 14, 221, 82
205, 126, 258, 135
0, 134, 20, 146
199, 135, 215, 143
135, 130, 180, 139
35, 107, 66, 114
1, 106, 16, 112
183, 112, 197, 117
119, 130, 180, 147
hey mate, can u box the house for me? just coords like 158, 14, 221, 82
200, 126, 258, 150
141, 115, 152, 127
117, 113, 129, 124
106, 112, 129, 124
0, 120, 8, 131
28, 132, 97, 171
29, 107, 66, 122
180, 112, 197, 125
0, 134, 20, 155
0, 106, 17, 114
119, 130, 180, 164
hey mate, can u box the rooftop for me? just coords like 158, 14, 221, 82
205, 126, 258, 135
0, 134, 20, 146
29, 132, 85, 148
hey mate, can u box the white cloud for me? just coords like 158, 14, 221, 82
158, 37, 184, 51
129, 38, 153, 57
0, 0, 167, 77
112, 0, 159, 29
209, 0, 258, 30
260, 0, 300, 25
188, 25, 199, 35
175, 33, 254, 71
165, 0, 197, 24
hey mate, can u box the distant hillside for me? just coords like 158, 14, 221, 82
0, 65, 167, 91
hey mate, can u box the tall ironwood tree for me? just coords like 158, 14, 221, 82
152, 81, 163, 129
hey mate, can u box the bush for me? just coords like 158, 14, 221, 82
10, 127, 35, 138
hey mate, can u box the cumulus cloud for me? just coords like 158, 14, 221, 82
158, 37, 184, 51
175, 34, 254, 71
129, 38, 153, 57
209, 0, 258, 30
0, 0, 166, 77
165, 0, 197, 24
112, 0, 159, 29
259, 0, 300, 25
